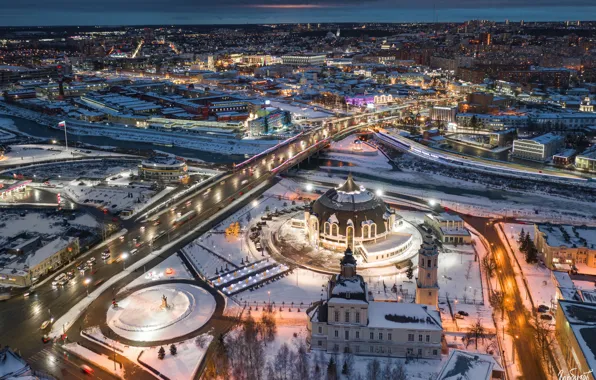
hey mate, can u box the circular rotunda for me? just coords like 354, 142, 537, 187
304, 174, 397, 253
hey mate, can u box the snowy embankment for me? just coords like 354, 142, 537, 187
62, 343, 125, 379
0, 144, 137, 168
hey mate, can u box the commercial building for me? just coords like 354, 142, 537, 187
281, 54, 327, 66
248, 109, 290, 137
534, 224, 596, 271
138, 157, 188, 183
307, 248, 443, 358
0, 65, 61, 86
0, 236, 79, 287
555, 300, 596, 380
429, 106, 457, 123
575, 146, 596, 173
424, 213, 471, 245
511, 133, 564, 162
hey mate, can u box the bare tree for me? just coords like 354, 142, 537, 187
273, 343, 295, 380
482, 256, 496, 280
260, 311, 277, 342
489, 291, 506, 320
366, 359, 382, 380
468, 319, 487, 350
533, 315, 555, 361
295, 341, 310, 379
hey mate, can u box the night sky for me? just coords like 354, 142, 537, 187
0, 0, 595, 26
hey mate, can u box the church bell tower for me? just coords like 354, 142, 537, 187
415, 235, 440, 309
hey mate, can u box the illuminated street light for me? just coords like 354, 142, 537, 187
121, 253, 129, 270
375, 189, 383, 197
84, 278, 91, 296
305, 183, 313, 191
429, 199, 437, 206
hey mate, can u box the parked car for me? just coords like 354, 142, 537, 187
80, 364, 94, 375
537, 305, 550, 313
455, 314, 464, 319
457, 311, 469, 316
40, 320, 51, 330
540, 314, 553, 321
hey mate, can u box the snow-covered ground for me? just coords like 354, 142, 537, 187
119, 254, 193, 294
82, 326, 211, 380
5, 159, 139, 179
231, 309, 444, 380
107, 283, 216, 342
0, 127, 16, 141
0, 144, 136, 167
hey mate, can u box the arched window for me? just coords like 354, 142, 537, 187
362, 225, 370, 239
324, 222, 330, 236
346, 226, 354, 248
371, 224, 377, 237
331, 223, 338, 236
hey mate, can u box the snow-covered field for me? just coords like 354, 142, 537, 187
5, 159, 139, 179
119, 254, 193, 294
0, 144, 136, 167
107, 283, 216, 342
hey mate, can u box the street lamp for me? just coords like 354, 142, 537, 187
268, 291, 271, 311
375, 189, 383, 197
121, 253, 129, 270
305, 183, 313, 192
84, 278, 91, 296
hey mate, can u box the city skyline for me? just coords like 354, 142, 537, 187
1, 1, 596, 26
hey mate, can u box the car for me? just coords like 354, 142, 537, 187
80, 364, 94, 375
24, 290, 35, 298
87, 258, 96, 264
140, 226, 146, 232
537, 305, 550, 313
540, 314, 553, 321
101, 252, 110, 259
119, 235, 125, 241
457, 311, 469, 316
153, 220, 161, 226
40, 320, 51, 330
454, 314, 464, 319
130, 248, 139, 255
41, 335, 51, 343
103, 248, 110, 254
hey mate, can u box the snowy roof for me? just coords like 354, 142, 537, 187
331, 275, 366, 296
0, 347, 30, 378
367, 302, 442, 330
537, 224, 596, 249
427, 212, 464, 223
26, 237, 75, 269
558, 300, 596, 373
436, 349, 504, 380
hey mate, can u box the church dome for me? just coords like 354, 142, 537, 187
310, 174, 392, 238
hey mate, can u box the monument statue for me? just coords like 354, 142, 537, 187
161, 294, 168, 309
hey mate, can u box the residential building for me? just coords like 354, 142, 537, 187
534, 224, 596, 271
138, 157, 189, 183
0, 236, 79, 287
511, 133, 564, 162
555, 300, 596, 380
281, 54, 326, 66
424, 213, 471, 244
575, 146, 596, 172
307, 248, 443, 358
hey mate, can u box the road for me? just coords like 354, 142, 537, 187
464, 216, 548, 380
0, 113, 371, 378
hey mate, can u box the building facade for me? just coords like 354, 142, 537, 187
307, 248, 443, 359
534, 224, 596, 271
511, 133, 564, 162
424, 213, 471, 244
138, 157, 189, 183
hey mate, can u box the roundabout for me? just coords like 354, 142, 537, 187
106, 282, 216, 342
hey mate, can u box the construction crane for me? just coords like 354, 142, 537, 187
132, 39, 144, 58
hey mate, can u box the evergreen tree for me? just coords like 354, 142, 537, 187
521, 234, 532, 253
406, 262, 414, 281
158, 346, 165, 360
526, 244, 539, 264
341, 361, 348, 375
518, 228, 526, 245
170, 344, 177, 356
327, 356, 337, 380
